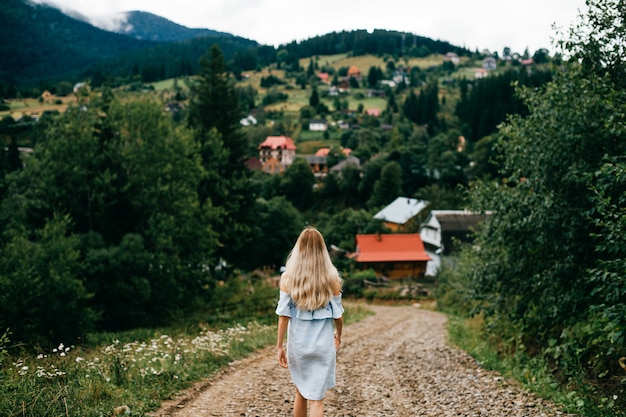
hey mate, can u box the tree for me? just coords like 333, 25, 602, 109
309, 87, 320, 108
458, 0, 626, 410
188, 44, 255, 264
367, 161, 402, 209
1, 96, 220, 335
281, 157, 315, 211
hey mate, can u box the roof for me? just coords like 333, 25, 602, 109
330, 156, 360, 172
355, 234, 431, 263
427, 210, 491, 232
315, 148, 330, 156
258, 136, 296, 150
373, 197, 429, 225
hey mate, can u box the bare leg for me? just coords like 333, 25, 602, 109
310, 399, 324, 417
294, 388, 307, 417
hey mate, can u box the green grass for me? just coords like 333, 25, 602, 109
446, 314, 622, 417
0, 296, 372, 417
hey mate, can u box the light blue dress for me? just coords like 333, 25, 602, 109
276, 291, 344, 400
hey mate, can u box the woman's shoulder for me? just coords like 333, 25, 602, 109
279, 273, 290, 293
331, 277, 342, 296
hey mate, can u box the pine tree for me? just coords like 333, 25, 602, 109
188, 45, 255, 264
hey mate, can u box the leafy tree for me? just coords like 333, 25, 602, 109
281, 157, 315, 211
0, 215, 95, 345
1, 97, 219, 335
367, 161, 402, 209
458, 0, 626, 410
243, 196, 305, 270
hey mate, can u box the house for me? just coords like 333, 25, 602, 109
258, 136, 297, 174
445, 52, 460, 65
366, 108, 381, 117
373, 197, 429, 231
419, 210, 490, 276
315, 147, 352, 157
240, 115, 257, 126
302, 155, 328, 176
347, 65, 361, 80
317, 72, 330, 84
353, 233, 431, 280
482, 57, 497, 70
309, 119, 328, 131
329, 155, 360, 173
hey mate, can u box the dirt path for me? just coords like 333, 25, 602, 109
150, 304, 572, 417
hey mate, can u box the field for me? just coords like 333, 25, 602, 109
0, 95, 76, 120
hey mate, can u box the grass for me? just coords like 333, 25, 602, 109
446, 314, 622, 417
0, 295, 372, 417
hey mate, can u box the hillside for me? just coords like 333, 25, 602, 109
0, 0, 157, 84
112, 11, 232, 42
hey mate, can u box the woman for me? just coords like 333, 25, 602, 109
276, 227, 344, 417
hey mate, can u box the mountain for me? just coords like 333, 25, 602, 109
112, 11, 232, 42
0, 0, 258, 88
0, 0, 156, 84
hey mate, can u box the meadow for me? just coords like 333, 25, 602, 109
0, 287, 372, 417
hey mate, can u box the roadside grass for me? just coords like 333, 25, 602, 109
0, 294, 370, 417
446, 314, 620, 417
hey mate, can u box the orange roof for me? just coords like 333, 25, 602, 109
348, 65, 360, 76
355, 234, 431, 263
315, 147, 352, 156
258, 135, 296, 150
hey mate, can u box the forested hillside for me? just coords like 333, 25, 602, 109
115, 10, 232, 42
0, 0, 155, 83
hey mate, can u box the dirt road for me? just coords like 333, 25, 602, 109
150, 304, 572, 417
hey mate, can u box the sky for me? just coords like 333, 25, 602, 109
32, 0, 588, 55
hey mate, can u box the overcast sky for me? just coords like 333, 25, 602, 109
32, 0, 587, 55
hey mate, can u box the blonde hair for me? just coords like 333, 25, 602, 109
282, 227, 341, 311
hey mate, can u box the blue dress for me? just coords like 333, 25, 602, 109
276, 291, 344, 400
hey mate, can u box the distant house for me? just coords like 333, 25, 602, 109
309, 119, 328, 131
315, 147, 352, 157
482, 57, 497, 70
373, 197, 429, 231
317, 72, 330, 84
302, 155, 328, 176
347, 65, 361, 80
366, 108, 381, 117
258, 136, 297, 174
353, 233, 431, 280
329, 155, 360, 173
445, 52, 460, 65
419, 209, 491, 276
475, 68, 488, 79
240, 115, 257, 126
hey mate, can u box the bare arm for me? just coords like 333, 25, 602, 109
334, 316, 343, 348
277, 315, 289, 368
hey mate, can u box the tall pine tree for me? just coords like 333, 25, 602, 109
188, 45, 255, 265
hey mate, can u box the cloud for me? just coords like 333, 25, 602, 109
29, 0, 131, 32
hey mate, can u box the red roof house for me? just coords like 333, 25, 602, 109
354, 233, 431, 279
258, 135, 297, 173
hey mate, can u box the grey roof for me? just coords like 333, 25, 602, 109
428, 210, 490, 232
373, 197, 429, 225
330, 156, 361, 172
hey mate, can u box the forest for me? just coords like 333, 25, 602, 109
0, 0, 624, 415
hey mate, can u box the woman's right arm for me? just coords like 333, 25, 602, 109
277, 315, 289, 368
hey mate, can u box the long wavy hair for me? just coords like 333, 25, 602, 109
282, 227, 341, 311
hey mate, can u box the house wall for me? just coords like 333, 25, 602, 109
360, 261, 427, 280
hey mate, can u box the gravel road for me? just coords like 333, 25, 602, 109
150, 304, 573, 417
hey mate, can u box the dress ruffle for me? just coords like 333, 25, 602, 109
276, 291, 343, 321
